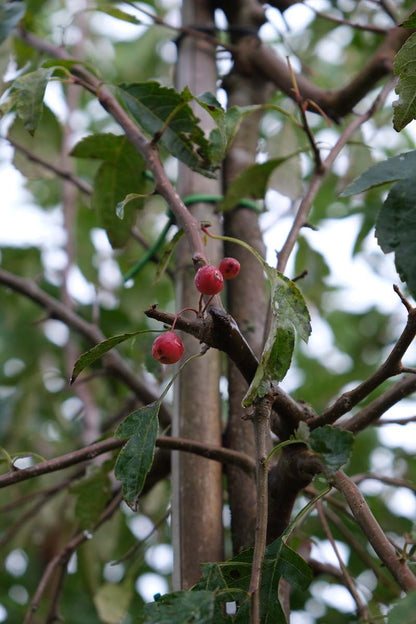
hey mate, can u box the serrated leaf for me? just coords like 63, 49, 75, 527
0, 2, 25, 46
388, 592, 416, 624
196, 94, 260, 165
143, 590, 215, 624
196, 538, 311, 623
10, 68, 54, 135
71, 463, 113, 530
114, 403, 160, 509
393, 32, 416, 131
243, 269, 311, 406
375, 178, 416, 298
71, 329, 154, 384
309, 425, 354, 474
118, 82, 216, 177
340, 150, 416, 196
94, 581, 133, 624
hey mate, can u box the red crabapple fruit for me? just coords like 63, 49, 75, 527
152, 331, 184, 364
219, 257, 240, 280
194, 265, 224, 295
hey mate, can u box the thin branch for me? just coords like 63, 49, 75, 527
17, 28, 208, 266
24, 490, 122, 623
314, 299, 416, 429
277, 77, 395, 274
333, 470, 416, 593
316, 502, 371, 621
0, 267, 173, 424
341, 374, 416, 434
0, 434, 255, 489
3, 136, 93, 195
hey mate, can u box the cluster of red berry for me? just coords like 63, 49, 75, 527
152, 257, 240, 364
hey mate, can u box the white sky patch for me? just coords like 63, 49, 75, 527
136, 573, 169, 603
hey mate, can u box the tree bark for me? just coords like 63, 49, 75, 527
172, 0, 224, 589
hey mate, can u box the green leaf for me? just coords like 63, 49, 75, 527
375, 178, 416, 298
72, 133, 151, 247
388, 592, 416, 624
96, 7, 143, 25
114, 403, 160, 509
402, 10, 416, 28
116, 192, 152, 219
393, 33, 416, 131
0, 1, 25, 46
94, 581, 133, 624
196, 94, 260, 165
219, 158, 291, 213
118, 82, 216, 177
70, 463, 113, 530
71, 330, 155, 384
92, 145, 147, 247
143, 590, 215, 623
340, 150, 416, 196
10, 68, 54, 135
243, 269, 311, 406
309, 425, 354, 474
71, 132, 129, 161
195, 538, 312, 623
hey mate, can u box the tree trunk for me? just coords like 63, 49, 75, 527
172, 0, 224, 589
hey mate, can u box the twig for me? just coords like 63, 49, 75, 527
249, 392, 274, 623
316, 501, 372, 622
24, 490, 122, 623
3, 136, 93, 194
277, 77, 396, 274
341, 374, 416, 434
0, 267, 173, 424
17, 28, 208, 266
314, 300, 416, 429
333, 470, 416, 593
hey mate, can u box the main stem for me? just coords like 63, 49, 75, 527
249, 393, 274, 623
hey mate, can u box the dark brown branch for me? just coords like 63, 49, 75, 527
312, 302, 416, 429
341, 375, 416, 434
236, 25, 412, 121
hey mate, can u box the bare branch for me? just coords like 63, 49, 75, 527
312, 297, 416, 429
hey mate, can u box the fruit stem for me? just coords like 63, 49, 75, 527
171, 306, 199, 332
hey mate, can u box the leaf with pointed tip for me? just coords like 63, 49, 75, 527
243, 269, 311, 406
375, 178, 416, 299
10, 68, 54, 135
71, 330, 155, 384
393, 33, 416, 131
340, 150, 416, 196
118, 82, 216, 177
114, 403, 160, 509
